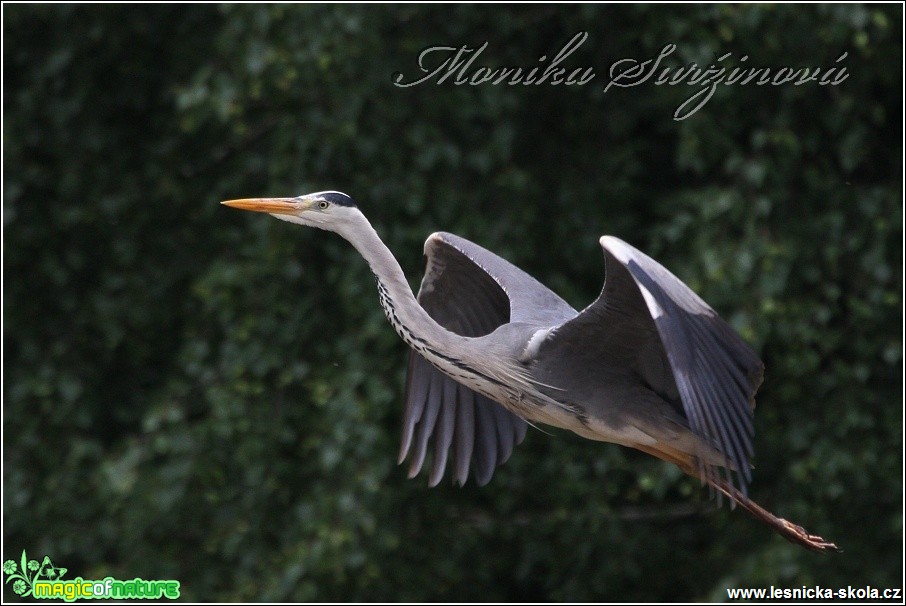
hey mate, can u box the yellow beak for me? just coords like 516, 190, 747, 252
221, 197, 300, 215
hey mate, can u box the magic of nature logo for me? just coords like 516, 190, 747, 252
3, 550, 180, 602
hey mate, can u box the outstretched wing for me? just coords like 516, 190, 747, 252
400, 232, 577, 486
532, 236, 763, 497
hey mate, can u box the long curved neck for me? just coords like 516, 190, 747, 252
339, 214, 466, 356
333, 212, 551, 423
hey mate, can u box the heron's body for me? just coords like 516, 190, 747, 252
222, 190, 837, 552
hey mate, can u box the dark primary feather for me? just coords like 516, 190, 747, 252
588, 236, 764, 494
601, 236, 763, 495
533, 235, 762, 496
399, 232, 574, 486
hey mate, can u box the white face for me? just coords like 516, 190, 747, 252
222, 191, 363, 234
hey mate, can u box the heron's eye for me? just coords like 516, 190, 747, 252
318, 200, 329, 210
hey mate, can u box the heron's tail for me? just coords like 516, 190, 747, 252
634, 443, 840, 552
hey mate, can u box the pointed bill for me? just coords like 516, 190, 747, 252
221, 198, 299, 214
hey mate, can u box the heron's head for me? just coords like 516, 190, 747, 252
221, 191, 360, 232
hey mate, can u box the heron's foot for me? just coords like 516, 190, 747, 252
779, 518, 840, 552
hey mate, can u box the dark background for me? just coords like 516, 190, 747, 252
4, 4, 902, 601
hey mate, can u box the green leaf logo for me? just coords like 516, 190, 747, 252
3, 550, 66, 598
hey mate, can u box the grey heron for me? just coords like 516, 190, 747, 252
222, 190, 837, 552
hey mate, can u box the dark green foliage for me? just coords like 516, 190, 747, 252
4, 4, 901, 601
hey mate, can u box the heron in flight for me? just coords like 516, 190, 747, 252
222, 190, 837, 552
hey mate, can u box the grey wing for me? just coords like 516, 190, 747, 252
400, 232, 578, 487
601, 236, 763, 495
533, 235, 763, 496
433, 232, 578, 326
